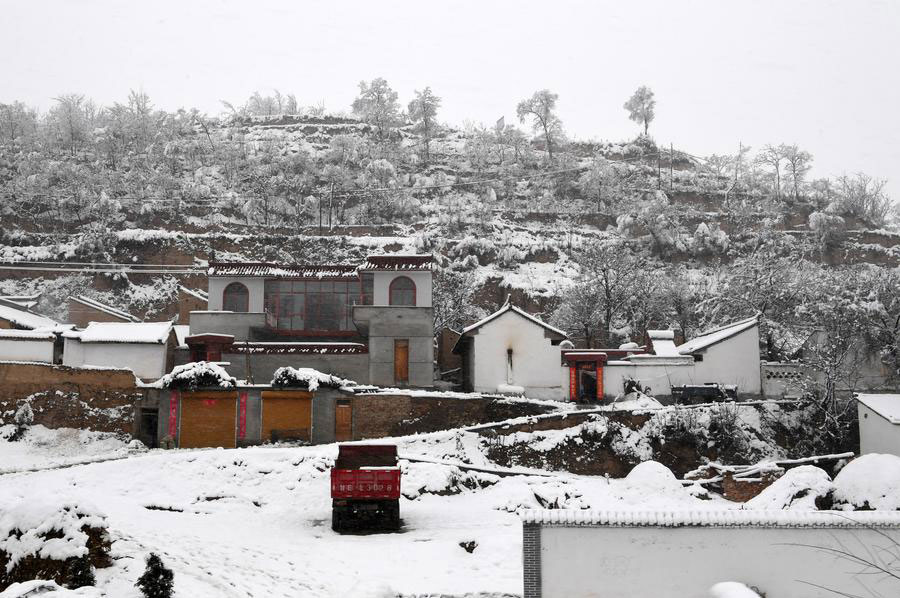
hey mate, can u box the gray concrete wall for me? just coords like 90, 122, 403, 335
190, 311, 266, 340
241, 388, 262, 446
312, 388, 349, 444
356, 306, 434, 388
221, 352, 370, 385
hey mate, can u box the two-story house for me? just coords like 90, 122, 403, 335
186, 254, 434, 387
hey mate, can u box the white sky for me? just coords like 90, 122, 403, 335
4, 0, 900, 197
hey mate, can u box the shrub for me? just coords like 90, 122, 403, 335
135, 553, 174, 598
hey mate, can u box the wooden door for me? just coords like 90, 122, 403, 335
335, 402, 352, 442
394, 339, 409, 384
261, 390, 313, 443
179, 392, 237, 448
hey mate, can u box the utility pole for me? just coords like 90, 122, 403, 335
657, 151, 661, 190
670, 143, 674, 191
329, 182, 335, 228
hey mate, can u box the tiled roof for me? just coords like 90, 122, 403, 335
358, 254, 432, 271
209, 255, 433, 279
520, 509, 900, 528
208, 263, 359, 279
231, 342, 368, 355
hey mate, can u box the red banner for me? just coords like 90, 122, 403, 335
168, 390, 178, 438
569, 366, 577, 401
596, 364, 604, 401
238, 391, 248, 439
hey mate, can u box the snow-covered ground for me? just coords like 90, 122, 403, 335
0, 425, 134, 474
3, 426, 898, 597
0, 427, 734, 597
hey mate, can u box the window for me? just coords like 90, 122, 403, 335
389, 276, 416, 306
264, 278, 362, 332
223, 282, 249, 312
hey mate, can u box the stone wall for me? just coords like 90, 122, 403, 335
0, 362, 143, 436
350, 394, 554, 439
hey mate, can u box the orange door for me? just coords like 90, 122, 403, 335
394, 339, 409, 384
179, 392, 237, 448
261, 390, 313, 443
335, 402, 352, 441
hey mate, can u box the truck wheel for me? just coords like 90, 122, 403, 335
332, 509, 344, 533
388, 501, 401, 531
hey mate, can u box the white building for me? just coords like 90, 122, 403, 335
857, 393, 900, 456
455, 302, 762, 401
0, 329, 57, 363
63, 322, 176, 380
453, 301, 568, 400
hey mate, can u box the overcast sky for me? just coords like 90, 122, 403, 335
4, 0, 899, 197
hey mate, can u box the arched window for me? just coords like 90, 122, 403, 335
223, 282, 249, 312
389, 276, 416, 306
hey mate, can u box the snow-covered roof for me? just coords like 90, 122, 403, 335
178, 285, 209, 301
520, 509, 900, 528
233, 342, 368, 355
677, 314, 759, 355
0, 304, 59, 331
69, 295, 140, 322
64, 321, 174, 344
173, 324, 190, 347
459, 302, 567, 339
858, 393, 900, 424
0, 293, 41, 309
0, 329, 56, 341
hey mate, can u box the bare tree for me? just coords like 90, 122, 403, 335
755, 144, 787, 201
623, 86, 656, 136
516, 89, 563, 162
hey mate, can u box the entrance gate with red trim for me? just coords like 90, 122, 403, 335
562, 351, 608, 402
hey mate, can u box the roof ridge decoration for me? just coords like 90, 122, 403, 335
520, 509, 900, 528
209, 254, 433, 278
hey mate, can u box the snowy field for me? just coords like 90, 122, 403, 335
0, 426, 739, 598
2, 426, 898, 597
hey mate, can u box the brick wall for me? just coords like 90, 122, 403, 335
351, 394, 554, 439
523, 523, 542, 598
0, 362, 143, 435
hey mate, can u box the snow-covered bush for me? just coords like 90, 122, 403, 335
708, 582, 762, 598
156, 362, 236, 390
745, 465, 833, 510
832, 453, 900, 511
10, 402, 35, 441
0, 500, 110, 591
270, 367, 353, 391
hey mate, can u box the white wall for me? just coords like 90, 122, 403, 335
372, 271, 432, 307
599, 359, 696, 399
859, 403, 900, 456
0, 339, 55, 363
691, 325, 762, 394
539, 524, 900, 598
63, 339, 168, 379
471, 310, 562, 400
207, 277, 266, 312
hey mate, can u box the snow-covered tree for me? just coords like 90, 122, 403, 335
352, 78, 401, 141
516, 89, 563, 162
623, 86, 656, 136
408, 87, 441, 164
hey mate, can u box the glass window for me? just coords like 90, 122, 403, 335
223, 282, 249, 312
360, 273, 374, 305
389, 276, 416, 306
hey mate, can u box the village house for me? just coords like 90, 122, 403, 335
0, 299, 68, 364
453, 301, 762, 401
62, 321, 177, 380
857, 393, 900, 456
186, 255, 434, 387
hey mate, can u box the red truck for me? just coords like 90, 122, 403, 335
330, 444, 401, 532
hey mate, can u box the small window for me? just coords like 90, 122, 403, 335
223, 282, 249, 312
389, 276, 416, 306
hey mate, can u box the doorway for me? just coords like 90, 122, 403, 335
394, 339, 409, 385
139, 408, 158, 448
335, 400, 352, 442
